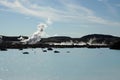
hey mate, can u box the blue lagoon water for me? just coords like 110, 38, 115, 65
0, 48, 120, 80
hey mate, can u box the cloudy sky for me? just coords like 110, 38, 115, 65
0, 0, 120, 37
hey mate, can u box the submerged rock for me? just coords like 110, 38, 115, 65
23, 52, 29, 54
47, 47, 53, 51
19, 48, 23, 50
54, 50, 60, 53
66, 51, 70, 53
43, 50, 47, 52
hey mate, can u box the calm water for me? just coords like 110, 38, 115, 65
0, 48, 120, 80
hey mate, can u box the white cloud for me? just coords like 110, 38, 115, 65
0, 0, 120, 26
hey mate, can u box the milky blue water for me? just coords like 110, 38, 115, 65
0, 48, 120, 80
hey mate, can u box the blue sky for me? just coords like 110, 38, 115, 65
0, 0, 120, 37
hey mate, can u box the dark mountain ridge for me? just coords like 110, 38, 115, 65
0, 34, 120, 49
80, 34, 120, 44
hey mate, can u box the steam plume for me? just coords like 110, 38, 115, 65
46, 18, 52, 25
21, 18, 51, 44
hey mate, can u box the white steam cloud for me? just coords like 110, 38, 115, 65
46, 18, 52, 25
21, 18, 52, 44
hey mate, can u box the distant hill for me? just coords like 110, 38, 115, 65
40, 36, 72, 43
0, 34, 120, 45
79, 34, 120, 45
0, 34, 120, 49
40, 34, 120, 45
0, 35, 28, 41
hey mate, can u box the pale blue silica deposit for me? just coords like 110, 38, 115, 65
0, 48, 120, 80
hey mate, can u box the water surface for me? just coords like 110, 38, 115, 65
0, 48, 120, 80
